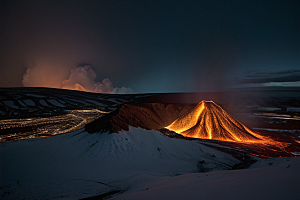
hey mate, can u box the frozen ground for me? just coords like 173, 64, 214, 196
0, 88, 299, 199
0, 127, 240, 199
114, 156, 300, 200
1, 127, 299, 200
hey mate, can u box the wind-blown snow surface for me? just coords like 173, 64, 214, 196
114, 157, 300, 200
0, 127, 239, 199
1, 128, 299, 200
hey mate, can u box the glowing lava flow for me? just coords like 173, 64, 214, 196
166, 101, 266, 143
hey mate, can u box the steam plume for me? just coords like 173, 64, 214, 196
22, 65, 133, 94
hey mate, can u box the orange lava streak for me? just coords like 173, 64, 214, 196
166, 101, 274, 143
166, 102, 205, 133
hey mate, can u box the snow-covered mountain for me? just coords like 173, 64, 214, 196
0, 127, 241, 199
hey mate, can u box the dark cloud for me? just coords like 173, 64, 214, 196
231, 69, 300, 88
0, 0, 299, 92
237, 70, 300, 83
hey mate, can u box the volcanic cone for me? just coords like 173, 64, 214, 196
166, 101, 262, 142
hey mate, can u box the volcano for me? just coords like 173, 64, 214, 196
84, 100, 296, 157
86, 100, 263, 143
166, 101, 262, 142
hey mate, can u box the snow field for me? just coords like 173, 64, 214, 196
0, 127, 239, 199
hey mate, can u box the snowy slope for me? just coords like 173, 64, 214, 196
0, 127, 240, 199
114, 157, 300, 200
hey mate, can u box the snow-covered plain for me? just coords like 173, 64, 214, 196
115, 157, 300, 200
0, 127, 240, 199
1, 126, 299, 199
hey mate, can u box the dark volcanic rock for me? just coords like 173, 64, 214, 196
85, 103, 196, 133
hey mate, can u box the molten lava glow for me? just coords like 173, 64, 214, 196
74, 83, 87, 92
166, 101, 274, 143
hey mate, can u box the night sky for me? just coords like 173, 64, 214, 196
0, 0, 299, 93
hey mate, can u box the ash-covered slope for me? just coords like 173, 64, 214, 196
85, 103, 196, 133
86, 101, 262, 143
166, 101, 261, 142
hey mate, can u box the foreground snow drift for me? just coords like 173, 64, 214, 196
115, 157, 300, 200
0, 127, 239, 199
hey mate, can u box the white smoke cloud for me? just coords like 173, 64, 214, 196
93, 78, 133, 94
22, 64, 133, 94
22, 65, 65, 88
61, 65, 133, 94
112, 87, 134, 94
94, 78, 114, 93
22, 67, 34, 87
61, 65, 97, 92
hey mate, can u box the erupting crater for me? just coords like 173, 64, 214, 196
85, 100, 296, 157
166, 101, 264, 142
